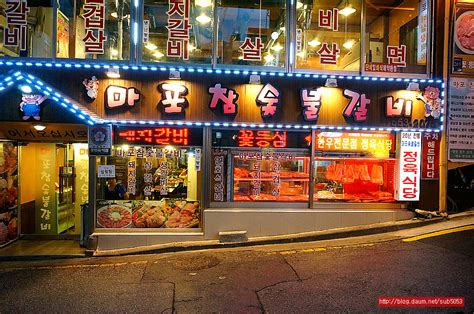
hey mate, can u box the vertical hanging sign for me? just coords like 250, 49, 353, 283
166, 0, 191, 59
212, 151, 225, 202
421, 133, 440, 180
82, 0, 107, 54
36, 145, 56, 234
395, 132, 422, 201
3, 0, 29, 51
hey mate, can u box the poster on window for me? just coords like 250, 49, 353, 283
0, 142, 18, 246
448, 77, 474, 161
452, 5, 474, 74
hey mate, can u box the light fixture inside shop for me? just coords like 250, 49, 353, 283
339, 5, 356, 16
111, 49, 119, 56
264, 54, 275, 63
296, 51, 305, 58
406, 82, 420, 91
196, 14, 211, 24
145, 43, 158, 51
19, 85, 32, 93
188, 44, 196, 52
271, 43, 283, 51
33, 124, 46, 131
249, 74, 261, 84
106, 67, 121, 78
195, 0, 212, 7
325, 78, 338, 88
343, 40, 355, 49
153, 51, 164, 58
308, 39, 321, 47
296, 1, 303, 9
271, 32, 279, 40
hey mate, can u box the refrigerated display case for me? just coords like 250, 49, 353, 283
313, 157, 396, 202
232, 152, 310, 202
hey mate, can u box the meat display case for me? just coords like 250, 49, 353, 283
313, 157, 396, 202
232, 155, 311, 202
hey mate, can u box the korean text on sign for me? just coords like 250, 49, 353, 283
3, 0, 29, 51
396, 132, 422, 201
166, 0, 192, 59
82, 0, 107, 54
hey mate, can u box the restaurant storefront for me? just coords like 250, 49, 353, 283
0, 0, 447, 250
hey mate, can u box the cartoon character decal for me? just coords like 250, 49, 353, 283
82, 76, 99, 99
417, 86, 441, 119
19, 94, 48, 120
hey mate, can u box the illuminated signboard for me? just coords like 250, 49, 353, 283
114, 127, 203, 146
212, 130, 310, 149
395, 132, 422, 201
315, 132, 395, 157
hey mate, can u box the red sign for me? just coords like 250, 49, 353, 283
117, 127, 189, 146
421, 132, 440, 179
395, 132, 422, 201
237, 130, 287, 148
315, 132, 395, 157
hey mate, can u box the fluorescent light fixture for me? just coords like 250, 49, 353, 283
19, 85, 32, 93
196, 14, 211, 24
153, 51, 164, 58
196, 0, 212, 7
339, 6, 356, 16
406, 82, 420, 91
106, 68, 120, 78
308, 39, 321, 47
271, 43, 283, 51
325, 78, 338, 88
264, 54, 275, 63
145, 43, 158, 51
33, 124, 46, 131
343, 40, 355, 49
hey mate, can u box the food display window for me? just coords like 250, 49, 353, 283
313, 131, 397, 203
95, 127, 203, 229
211, 129, 311, 203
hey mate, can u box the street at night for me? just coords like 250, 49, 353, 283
1, 220, 472, 313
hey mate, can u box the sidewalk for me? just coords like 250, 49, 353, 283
1, 210, 473, 260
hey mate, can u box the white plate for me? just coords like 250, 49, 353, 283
454, 11, 474, 55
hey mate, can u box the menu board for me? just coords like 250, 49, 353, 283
448, 77, 474, 161
452, 5, 474, 74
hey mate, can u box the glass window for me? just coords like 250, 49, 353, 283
142, 0, 213, 64
296, 0, 362, 72
0, 0, 54, 57
95, 146, 202, 229
364, 0, 428, 74
216, 0, 286, 67
56, 0, 130, 60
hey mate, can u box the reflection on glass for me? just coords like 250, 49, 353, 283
233, 154, 309, 202
217, 0, 286, 67
364, 0, 428, 74
0, 0, 53, 57
56, 0, 130, 60
142, 0, 213, 64
296, 0, 361, 71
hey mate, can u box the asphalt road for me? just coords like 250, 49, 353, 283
0, 229, 472, 313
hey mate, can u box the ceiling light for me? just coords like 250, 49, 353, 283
406, 82, 420, 91
196, 0, 212, 7
296, 1, 303, 9
111, 49, 119, 56
271, 43, 283, 51
249, 75, 261, 84
111, 12, 118, 18
308, 39, 321, 47
196, 14, 211, 24
106, 68, 120, 78
325, 78, 338, 88
296, 51, 305, 57
264, 54, 275, 63
153, 51, 164, 58
271, 32, 279, 40
343, 40, 355, 49
145, 43, 158, 51
33, 124, 46, 131
339, 6, 356, 16
20, 85, 32, 93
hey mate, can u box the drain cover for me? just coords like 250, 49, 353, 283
172, 255, 221, 271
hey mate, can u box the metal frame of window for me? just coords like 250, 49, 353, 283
0, 0, 432, 78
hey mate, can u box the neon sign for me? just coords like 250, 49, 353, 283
237, 130, 287, 148
315, 132, 395, 157
117, 127, 189, 146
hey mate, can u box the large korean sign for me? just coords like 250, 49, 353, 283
36, 144, 57, 234
448, 77, 474, 161
452, 5, 474, 74
395, 132, 422, 201
166, 0, 191, 60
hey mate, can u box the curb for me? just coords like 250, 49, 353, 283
93, 210, 474, 257
2, 210, 472, 261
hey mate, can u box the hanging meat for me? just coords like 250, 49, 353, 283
334, 163, 344, 182
325, 164, 336, 181
370, 164, 384, 185
342, 165, 355, 184
359, 164, 371, 181
352, 165, 361, 180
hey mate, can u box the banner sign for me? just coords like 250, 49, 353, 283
421, 132, 440, 180
395, 132, 422, 201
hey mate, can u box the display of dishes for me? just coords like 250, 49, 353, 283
97, 205, 132, 228
455, 11, 474, 54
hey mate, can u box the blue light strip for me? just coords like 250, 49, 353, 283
0, 71, 98, 125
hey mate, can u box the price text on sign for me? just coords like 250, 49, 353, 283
395, 132, 422, 201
